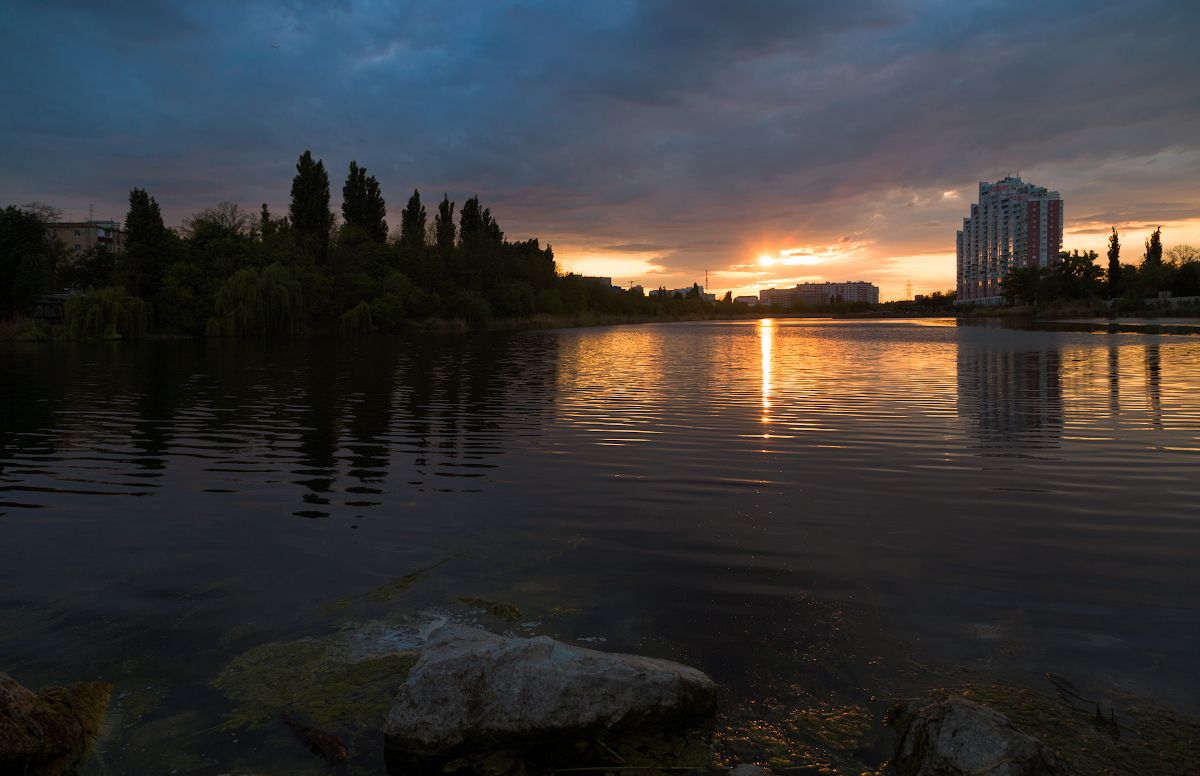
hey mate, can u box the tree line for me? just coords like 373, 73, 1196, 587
1, 151, 739, 338
1000, 227, 1200, 310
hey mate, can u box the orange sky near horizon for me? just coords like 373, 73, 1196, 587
559, 211, 1200, 303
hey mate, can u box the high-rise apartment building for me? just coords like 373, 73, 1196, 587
956, 176, 1062, 304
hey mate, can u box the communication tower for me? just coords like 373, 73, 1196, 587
905, 279, 913, 301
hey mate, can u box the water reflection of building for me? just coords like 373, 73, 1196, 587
957, 345, 1063, 449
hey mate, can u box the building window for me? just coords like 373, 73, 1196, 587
75, 244, 82, 252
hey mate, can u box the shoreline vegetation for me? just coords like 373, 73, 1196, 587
3, 152, 1198, 342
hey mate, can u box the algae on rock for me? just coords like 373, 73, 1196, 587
459, 597, 523, 622
316, 553, 466, 616
215, 615, 445, 730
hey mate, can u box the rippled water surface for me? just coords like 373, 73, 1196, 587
2, 318, 1199, 773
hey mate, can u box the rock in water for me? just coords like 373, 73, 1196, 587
384, 624, 717, 764
887, 696, 1065, 776
0, 672, 113, 776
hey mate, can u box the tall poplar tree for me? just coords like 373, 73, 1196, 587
457, 196, 502, 248
434, 194, 456, 256
399, 189, 426, 250
1144, 227, 1163, 266
1107, 227, 1121, 291
341, 161, 387, 242
122, 188, 167, 297
289, 151, 334, 244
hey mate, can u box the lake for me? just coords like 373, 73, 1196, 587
2, 318, 1198, 774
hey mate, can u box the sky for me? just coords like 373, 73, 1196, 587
2, 1, 1198, 301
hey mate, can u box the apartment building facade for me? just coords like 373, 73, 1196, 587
760, 281, 879, 306
45, 220, 124, 254
956, 176, 1062, 305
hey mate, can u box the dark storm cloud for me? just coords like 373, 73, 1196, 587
2, 0, 1197, 286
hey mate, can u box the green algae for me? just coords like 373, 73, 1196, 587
218, 621, 265, 648
115, 689, 161, 728
215, 638, 418, 729
460, 597, 524, 622
316, 553, 466, 617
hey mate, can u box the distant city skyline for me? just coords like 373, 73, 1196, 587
3, 1, 1197, 301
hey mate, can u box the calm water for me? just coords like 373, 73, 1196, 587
2, 318, 1199, 773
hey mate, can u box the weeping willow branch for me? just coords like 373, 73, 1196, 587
206, 263, 306, 336
64, 286, 150, 340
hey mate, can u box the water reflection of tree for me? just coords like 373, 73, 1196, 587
1145, 343, 1162, 431
392, 332, 559, 489
957, 345, 1063, 450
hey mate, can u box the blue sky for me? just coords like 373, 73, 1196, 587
3, 0, 1198, 299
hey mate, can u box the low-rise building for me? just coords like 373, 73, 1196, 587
734, 295, 760, 305
45, 220, 124, 254
647, 284, 714, 301
760, 282, 879, 306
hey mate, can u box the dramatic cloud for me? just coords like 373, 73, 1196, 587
2, 0, 1198, 299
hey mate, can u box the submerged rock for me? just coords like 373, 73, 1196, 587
887, 696, 1064, 776
0, 671, 112, 776
384, 624, 718, 765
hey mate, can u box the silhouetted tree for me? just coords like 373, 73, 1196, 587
259, 203, 288, 239
289, 151, 334, 244
399, 189, 426, 250
457, 196, 502, 248
118, 188, 168, 297
1144, 227, 1163, 266
341, 161, 387, 242
0, 205, 52, 316
1107, 227, 1121, 292
434, 194, 456, 257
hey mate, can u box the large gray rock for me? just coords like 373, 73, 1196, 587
384, 624, 717, 763
886, 696, 1065, 776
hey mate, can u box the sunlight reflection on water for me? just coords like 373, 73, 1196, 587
2, 318, 1200, 770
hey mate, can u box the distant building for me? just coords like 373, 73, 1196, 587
45, 220, 124, 254
760, 282, 879, 306
734, 295, 759, 305
647, 284, 714, 301
956, 175, 1062, 305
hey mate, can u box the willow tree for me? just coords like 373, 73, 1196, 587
339, 300, 374, 333
64, 286, 150, 340
206, 263, 305, 336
